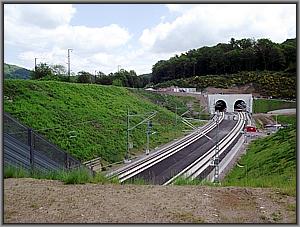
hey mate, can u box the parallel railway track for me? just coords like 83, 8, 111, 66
108, 111, 247, 185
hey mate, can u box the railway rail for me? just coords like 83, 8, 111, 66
109, 112, 247, 185
163, 112, 246, 185
108, 113, 224, 181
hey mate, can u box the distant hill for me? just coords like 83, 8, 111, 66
4, 63, 32, 79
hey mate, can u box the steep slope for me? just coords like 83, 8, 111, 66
4, 80, 191, 164
224, 115, 296, 195
4, 63, 32, 79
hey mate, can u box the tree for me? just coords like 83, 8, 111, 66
31, 63, 53, 79
51, 64, 67, 76
77, 71, 92, 83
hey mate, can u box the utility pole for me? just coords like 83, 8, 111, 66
213, 109, 220, 184
125, 110, 157, 162
67, 49, 73, 81
175, 104, 178, 126
34, 58, 38, 71
94, 70, 97, 84
118, 65, 121, 73
146, 120, 152, 155
126, 108, 130, 161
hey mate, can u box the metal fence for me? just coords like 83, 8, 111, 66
4, 112, 87, 173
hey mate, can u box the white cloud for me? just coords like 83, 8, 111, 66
5, 4, 132, 73
4, 4, 297, 75
140, 4, 296, 53
4, 4, 76, 29
4, 5, 131, 52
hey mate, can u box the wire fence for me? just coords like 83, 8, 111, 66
4, 112, 89, 173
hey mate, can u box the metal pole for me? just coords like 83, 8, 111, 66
65, 153, 69, 169
68, 49, 73, 81
34, 58, 38, 71
126, 108, 130, 160
146, 120, 150, 155
175, 104, 178, 126
28, 128, 34, 172
214, 109, 220, 183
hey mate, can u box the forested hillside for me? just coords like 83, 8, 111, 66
4, 63, 32, 79
153, 71, 296, 99
151, 38, 296, 84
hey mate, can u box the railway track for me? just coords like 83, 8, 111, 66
109, 112, 247, 185
163, 112, 246, 185
107, 113, 224, 181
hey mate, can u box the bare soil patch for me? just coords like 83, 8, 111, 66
4, 178, 296, 223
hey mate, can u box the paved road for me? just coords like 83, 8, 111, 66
130, 119, 237, 184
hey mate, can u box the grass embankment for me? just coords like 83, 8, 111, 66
130, 89, 209, 120
224, 115, 296, 195
4, 165, 119, 184
170, 115, 296, 195
253, 99, 296, 113
4, 80, 202, 164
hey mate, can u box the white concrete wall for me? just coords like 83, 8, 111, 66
207, 94, 253, 113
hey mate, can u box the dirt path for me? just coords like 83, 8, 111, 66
4, 178, 296, 223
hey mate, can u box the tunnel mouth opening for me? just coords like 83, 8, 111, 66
234, 100, 247, 112
215, 100, 227, 112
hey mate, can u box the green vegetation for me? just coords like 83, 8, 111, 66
4, 63, 32, 79
4, 165, 119, 185
253, 99, 296, 113
171, 115, 296, 196
31, 63, 150, 88
154, 71, 296, 99
130, 89, 207, 118
4, 79, 197, 164
4, 165, 29, 178
152, 38, 296, 84
224, 115, 296, 195
173, 177, 216, 186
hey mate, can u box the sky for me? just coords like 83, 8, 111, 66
4, 4, 296, 75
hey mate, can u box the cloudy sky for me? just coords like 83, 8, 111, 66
4, 4, 296, 75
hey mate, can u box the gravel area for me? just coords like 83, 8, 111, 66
4, 178, 296, 224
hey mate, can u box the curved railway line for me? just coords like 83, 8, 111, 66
108, 112, 248, 185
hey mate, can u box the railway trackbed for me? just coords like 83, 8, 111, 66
108, 112, 247, 185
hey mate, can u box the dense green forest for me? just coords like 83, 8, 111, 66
151, 38, 296, 84
4, 63, 32, 79
153, 71, 296, 99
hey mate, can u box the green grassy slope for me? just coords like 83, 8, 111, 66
4, 63, 32, 79
129, 89, 207, 118
253, 99, 296, 113
4, 80, 191, 164
224, 115, 296, 195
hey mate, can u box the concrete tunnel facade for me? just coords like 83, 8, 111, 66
207, 94, 253, 114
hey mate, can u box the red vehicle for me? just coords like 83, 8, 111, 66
245, 125, 257, 132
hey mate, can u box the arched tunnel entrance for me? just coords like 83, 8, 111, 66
234, 100, 247, 112
215, 100, 227, 112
